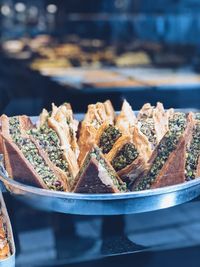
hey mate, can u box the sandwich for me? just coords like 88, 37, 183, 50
78, 100, 115, 164
28, 103, 79, 190
137, 102, 172, 149
106, 126, 152, 183
74, 146, 127, 193
1, 115, 68, 191
132, 112, 195, 190
185, 113, 200, 181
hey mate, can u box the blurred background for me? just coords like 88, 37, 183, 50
1, 1, 200, 267
0, 0, 200, 115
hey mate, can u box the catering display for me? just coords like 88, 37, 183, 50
0, 100, 200, 194
2, 36, 200, 91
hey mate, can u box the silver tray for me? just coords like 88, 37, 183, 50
0, 162, 200, 215
0, 192, 15, 267
1, 112, 200, 216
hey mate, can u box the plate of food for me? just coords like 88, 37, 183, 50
0, 100, 199, 215
0, 192, 15, 267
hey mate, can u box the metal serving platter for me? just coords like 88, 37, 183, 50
0, 192, 15, 267
0, 163, 200, 215
0, 111, 200, 216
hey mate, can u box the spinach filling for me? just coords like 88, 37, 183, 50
111, 143, 139, 172
99, 125, 122, 154
82, 147, 127, 192
9, 117, 64, 191
135, 113, 187, 191
139, 118, 157, 148
185, 121, 200, 181
28, 124, 74, 187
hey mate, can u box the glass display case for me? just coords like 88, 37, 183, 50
0, 1, 200, 267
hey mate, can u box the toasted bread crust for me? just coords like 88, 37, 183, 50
50, 103, 80, 158
115, 100, 136, 135
103, 100, 115, 122
78, 101, 115, 164
137, 103, 153, 120
74, 158, 119, 193
78, 123, 97, 165
153, 103, 171, 143
106, 126, 151, 182
48, 117, 79, 178
37, 108, 49, 128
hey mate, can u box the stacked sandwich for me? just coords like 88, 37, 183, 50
0, 100, 200, 194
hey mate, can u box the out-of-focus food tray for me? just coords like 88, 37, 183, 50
0, 192, 15, 267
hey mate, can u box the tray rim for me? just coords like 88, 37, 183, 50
1, 169, 200, 201
1, 110, 200, 206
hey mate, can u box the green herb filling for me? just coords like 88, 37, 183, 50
185, 120, 200, 181
135, 113, 187, 191
111, 143, 139, 171
28, 123, 74, 187
9, 117, 64, 191
99, 125, 122, 154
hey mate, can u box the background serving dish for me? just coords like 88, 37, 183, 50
0, 192, 15, 267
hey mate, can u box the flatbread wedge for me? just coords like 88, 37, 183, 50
1, 115, 68, 191
115, 99, 137, 135
137, 102, 173, 149
78, 100, 115, 164
133, 112, 195, 190
33, 103, 80, 190
106, 126, 152, 183
74, 146, 127, 193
